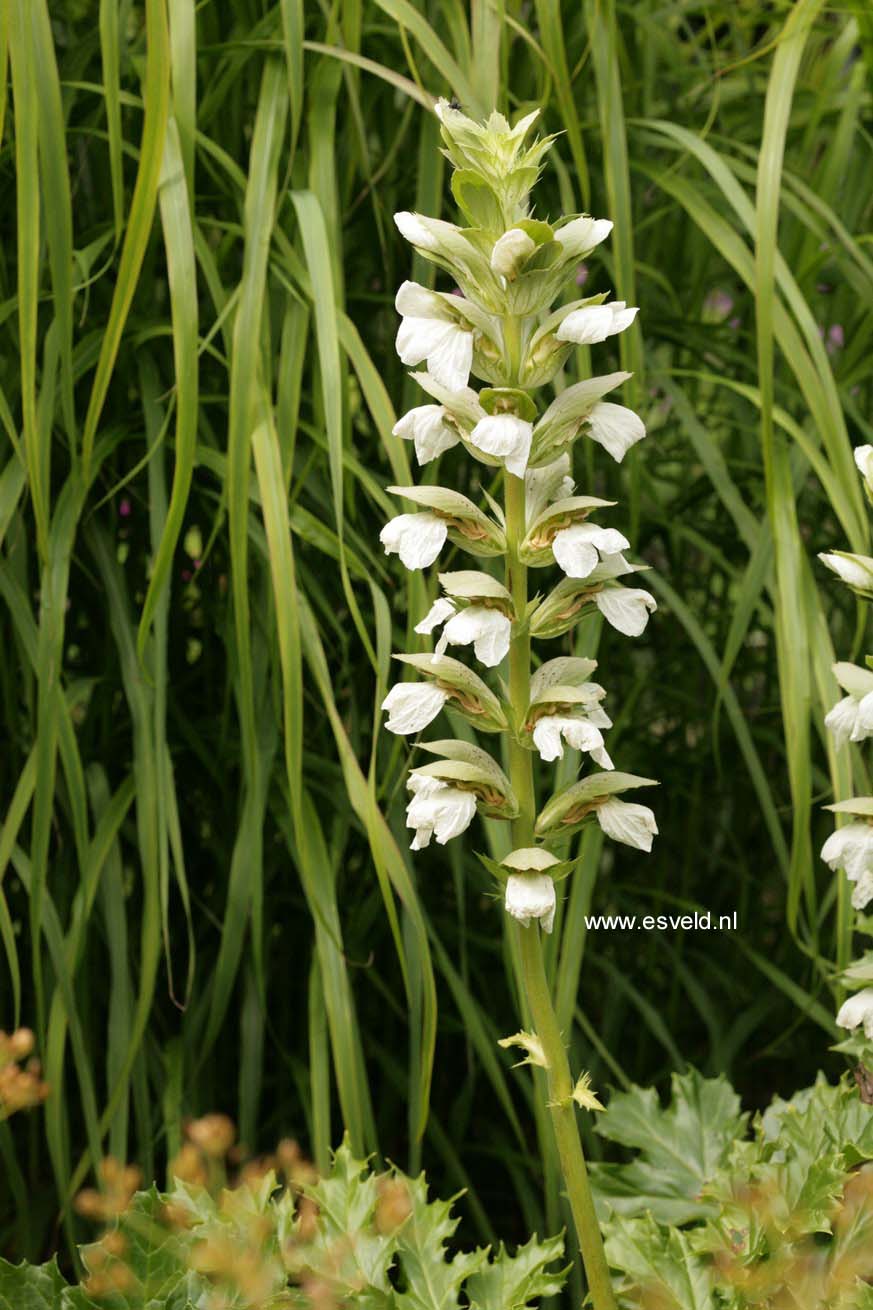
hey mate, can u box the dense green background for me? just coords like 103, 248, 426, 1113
1, 0, 872, 1273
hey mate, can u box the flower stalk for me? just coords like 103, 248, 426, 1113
504, 405, 617, 1310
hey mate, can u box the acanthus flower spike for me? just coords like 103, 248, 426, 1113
385, 98, 656, 1310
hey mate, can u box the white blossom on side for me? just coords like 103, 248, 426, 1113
380, 513, 447, 570
532, 715, 613, 769
821, 823, 873, 909
417, 598, 510, 667
855, 444, 873, 494
556, 301, 638, 346
825, 695, 872, 748
381, 683, 449, 736
596, 797, 658, 852
595, 585, 657, 637
505, 873, 556, 933
395, 281, 474, 390
553, 216, 613, 260
836, 988, 873, 1039
470, 414, 533, 478
405, 774, 476, 849
552, 522, 630, 579
393, 405, 460, 465
586, 403, 646, 462
819, 552, 873, 592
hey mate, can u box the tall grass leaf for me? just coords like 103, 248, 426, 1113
8, 0, 47, 558
82, 0, 171, 476
99, 0, 124, 239
137, 118, 199, 660
373, 0, 479, 111
30, 0, 76, 442
168, 0, 197, 199
754, 0, 824, 933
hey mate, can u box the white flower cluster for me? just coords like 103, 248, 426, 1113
377, 101, 658, 930
819, 444, 873, 1047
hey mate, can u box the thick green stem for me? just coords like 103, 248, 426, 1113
504, 439, 617, 1310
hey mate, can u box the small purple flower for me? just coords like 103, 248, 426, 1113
704, 289, 734, 321
827, 324, 844, 355
575, 263, 589, 287
119, 497, 132, 518
729, 316, 742, 331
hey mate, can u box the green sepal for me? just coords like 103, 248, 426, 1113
478, 386, 538, 422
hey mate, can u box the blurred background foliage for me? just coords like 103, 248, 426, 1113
1, 0, 872, 1275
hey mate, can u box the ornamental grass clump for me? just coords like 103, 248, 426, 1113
379, 100, 658, 1310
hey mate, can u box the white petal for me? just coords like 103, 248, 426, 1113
852, 870, 873, 911
395, 279, 442, 317
394, 211, 439, 250
595, 586, 657, 637
552, 522, 629, 579
819, 552, 873, 590
821, 822, 873, 883
427, 322, 474, 390
396, 315, 455, 368
836, 988, 873, 1036
393, 405, 459, 465
380, 513, 447, 570
491, 228, 537, 279
440, 606, 510, 668
857, 691, 873, 737
597, 797, 658, 852
825, 695, 861, 748
554, 216, 613, 258
406, 776, 477, 849
470, 414, 533, 478
586, 403, 646, 462
556, 305, 616, 345
854, 444, 873, 482
552, 527, 599, 579
532, 717, 565, 762
414, 597, 456, 635
562, 718, 614, 769
505, 872, 556, 933
381, 683, 449, 735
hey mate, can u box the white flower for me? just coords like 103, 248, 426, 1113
491, 228, 536, 280
556, 300, 638, 346
380, 512, 447, 570
395, 281, 474, 390
854, 444, 873, 489
394, 211, 443, 250
381, 683, 449, 735
596, 797, 658, 852
393, 405, 460, 465
470, 414, 533, 477
586, 403, 646, 462
821, 823, 873, 908
595, 585, 657, 637
553, 216, 613, 259
505, 873, 556, 933
819, 552, 873, 592
416, 598, 510, 667
532, 715, 613, 768
405, 773, 476, 849
836, 988, 873, 1039
552, 523, 630, 579
825, 689, 873, 747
